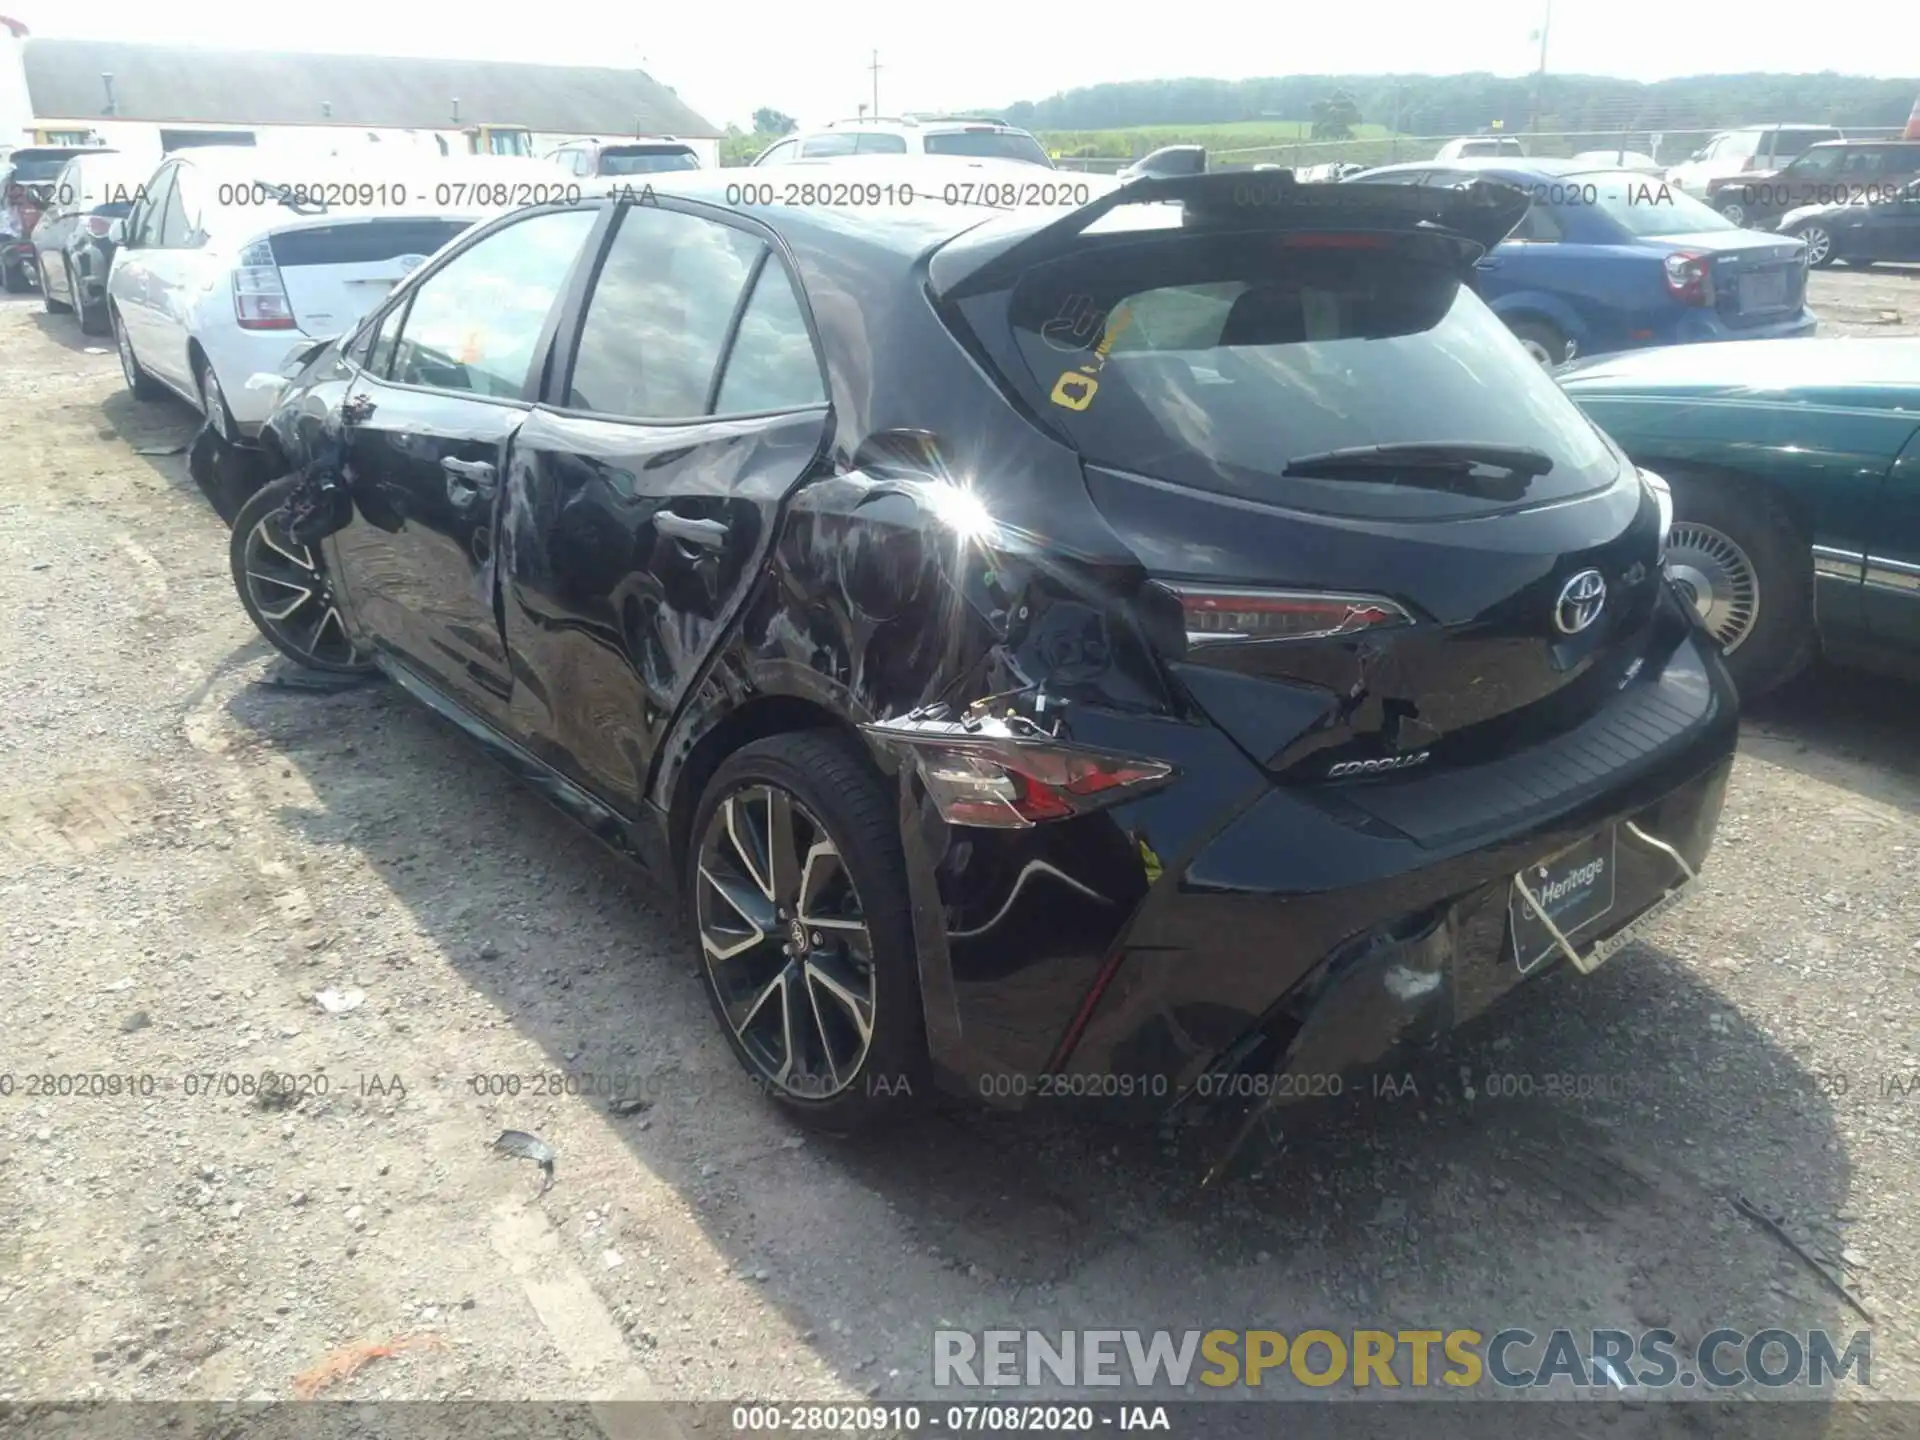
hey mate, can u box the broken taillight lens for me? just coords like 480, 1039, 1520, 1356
863, 715, 1175, 829
1160, 585, 1413, 646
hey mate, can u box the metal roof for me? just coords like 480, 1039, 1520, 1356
21, 39, 722, 139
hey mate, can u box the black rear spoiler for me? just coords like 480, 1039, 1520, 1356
929, 170, 1531, 301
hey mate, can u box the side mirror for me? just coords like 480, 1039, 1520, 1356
106, 217, 128, 246
1120, 144, 1208, 182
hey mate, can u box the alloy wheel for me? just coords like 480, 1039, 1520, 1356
113, 311, 139, 390
199, 366, 232, 441
696, 784, 876, 1101
1518, 337, 1555, 368
1665, 521, 1761, 653
1718, 200, 1747, 227
1798, 226, 1832, 266
240, 505, 369, 667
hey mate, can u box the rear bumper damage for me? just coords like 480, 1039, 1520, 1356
919, 622, 1738, 1136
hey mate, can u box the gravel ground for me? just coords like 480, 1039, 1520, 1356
2, 273, 1919, 1437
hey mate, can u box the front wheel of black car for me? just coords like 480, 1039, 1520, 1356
230, 474, 377, 674
1663, 469, 1814, 701
1, 258, 31, 293
689, 731, 927, 1131
1792, 222, 1837, 268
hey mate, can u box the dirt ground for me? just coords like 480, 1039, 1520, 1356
3, 269, 1920, 1437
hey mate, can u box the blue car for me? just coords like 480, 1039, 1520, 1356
1348, 158, 1816, 366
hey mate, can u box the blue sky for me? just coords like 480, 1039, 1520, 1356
12, 0, 1919, 132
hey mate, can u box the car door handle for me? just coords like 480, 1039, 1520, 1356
341, 393, 376, 424
441, 457, 497, 508
1475, 256, 1502, 270
655, 511, 729, 549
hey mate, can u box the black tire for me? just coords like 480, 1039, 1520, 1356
111, 305, 165, 399
41, 256, 70, 314
1507, 317, 1572, 368
230, 473, 377, 673
1, 258, 30, 294
1663, 469, 1814, 702
687, 730, 927, 1131
71, 261, 108, 335
1714, 199, 1749, 228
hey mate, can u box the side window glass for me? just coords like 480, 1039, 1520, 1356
132, 167, 175, 247
388, 207, 597, 397
801, 134, 858, 158
756, 139, 797, 166
565, 205, 762, 419
1510, 202, 1562, 243
156, 170, 192, 247
714, 259, 825, 414
169, 167, 207, 246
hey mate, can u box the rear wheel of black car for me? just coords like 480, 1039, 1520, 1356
1506, 317, 1572, 368
111, 305, 165, 399
2, 256, 31, 293
1663, 469, 1813, 701
1793, 222, 1836, 268
230, 474, 377, 674
688, 731, 926, 1131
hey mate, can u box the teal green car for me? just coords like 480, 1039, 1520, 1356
1561, 338, 1920, 699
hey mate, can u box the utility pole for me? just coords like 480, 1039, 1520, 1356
868, 50, 882, 119
1529, 0, 1552, 136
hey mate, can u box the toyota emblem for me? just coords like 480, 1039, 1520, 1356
396, 254, 428, 275
1555, 569, 1608, 635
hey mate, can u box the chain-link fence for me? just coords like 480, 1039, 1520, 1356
1052, 126, 1911, 174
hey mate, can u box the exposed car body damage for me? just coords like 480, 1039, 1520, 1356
245, 169, 1738, 1169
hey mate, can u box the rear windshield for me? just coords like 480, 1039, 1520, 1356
1576, 171, 1735, 236
1457, 140, 1524, 156
6, 155, 75, 183
924, 130, 1053, 167
974, 229, 1620, 519
599, 146, 700, 175
1772, 129, 1843, 158
268, 218, 472, 267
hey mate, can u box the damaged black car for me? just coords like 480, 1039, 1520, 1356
234, 169, 1737, 1150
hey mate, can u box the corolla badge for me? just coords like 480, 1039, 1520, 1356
395, 254, 429, 275
1555, 569, 1608, 635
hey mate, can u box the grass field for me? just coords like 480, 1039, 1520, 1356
1037, 121, 1409, 165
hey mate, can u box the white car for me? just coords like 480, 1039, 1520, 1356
1433, 136, 1527, 161
1663, 124, 1842, 197
1570, 149, 1663, 174
105, 149, 566, 441
752, 116, 1053, 168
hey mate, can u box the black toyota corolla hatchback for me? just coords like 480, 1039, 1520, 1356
236, 165, 1737, 1141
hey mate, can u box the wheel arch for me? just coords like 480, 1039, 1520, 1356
1636, 456, 1818, 543
662, 690, 872, 882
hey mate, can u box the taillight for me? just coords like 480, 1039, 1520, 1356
1159, 585, 1413, 647
862, 714, 1174, 829
233, 238, 297, 331
83, 215, 114, 237
1662, 251, 1713, 307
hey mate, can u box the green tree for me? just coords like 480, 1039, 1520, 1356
1310, 90, 1363, 140
752, 108, 798, 137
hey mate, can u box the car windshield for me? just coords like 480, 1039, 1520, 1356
924, 130, 1052, 166
1577, 171, 1736, 236
982, 229, 1620, 520
599, 147, 700, 174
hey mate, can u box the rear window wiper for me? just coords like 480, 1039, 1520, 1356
1282, 442, 1555, 479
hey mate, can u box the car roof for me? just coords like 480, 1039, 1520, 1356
1364, 156, 1590, 181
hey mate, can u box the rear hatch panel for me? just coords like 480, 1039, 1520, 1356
933, 173, 1666, 780
267, 216, 474, 334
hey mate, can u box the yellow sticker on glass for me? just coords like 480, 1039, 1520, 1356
1051, 371, 1098, 411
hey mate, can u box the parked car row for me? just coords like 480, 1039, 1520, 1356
17, 158, 1916, 1158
